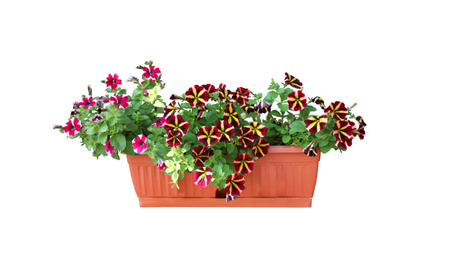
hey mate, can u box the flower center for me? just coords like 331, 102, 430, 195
112, 80, 116, 84
139, 141, 144, 146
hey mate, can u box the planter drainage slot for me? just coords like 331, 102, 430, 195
215, 189, 226, 198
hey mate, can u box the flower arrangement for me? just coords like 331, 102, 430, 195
54, 60, 366, 202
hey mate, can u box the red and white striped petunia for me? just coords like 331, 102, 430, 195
216, 120, 236, 142
132, 134, 148, 154
63, 118, 82, 136
287, 90, 307, 111
233, 154, 255, 174
325, 101, 348, 120
304, 115, 328, 133
193, 167, 213, 188
185, 85, 209, 107
197, 126, 221, 146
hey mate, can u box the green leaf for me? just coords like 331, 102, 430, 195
86, 126, 98, 135
270, 110, 282, 118
98, 133, 108, 144
110, 134, 126, 150
263, 91, 278, 103
227, 143, 236, 154
98, 122, 108, 133
282, 135, 291, 144
289, 120, 307, 133
277, 103, 289, 113
306, 105, 317, 112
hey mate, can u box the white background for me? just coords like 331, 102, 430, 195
1, 0, 450, 259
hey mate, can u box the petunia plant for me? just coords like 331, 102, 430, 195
55, 60, 366, 202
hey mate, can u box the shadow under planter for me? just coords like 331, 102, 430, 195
126, 146, 321, 207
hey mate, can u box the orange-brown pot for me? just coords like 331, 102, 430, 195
126, 146, 321, 207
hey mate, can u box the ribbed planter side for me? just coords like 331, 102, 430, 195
126, 146, 321, 207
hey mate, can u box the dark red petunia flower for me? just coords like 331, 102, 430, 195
218, 84, 234, 103
241, 103, 255, 114
225, 173, 246, 197
63, 118, 82, 136
192, 146, 214, 167
232, 87, 250, 105
356, 116, 367, 127
202, 84, 217, 95
110, 95, 130, 109
223, 103, 240, 127
106, 74, 122, 89
166, 130, 183, 148
357, 124, 366, 140
164, 115, 190, 136
169, 94, 184, 100
196, 106, 206, 120
163, 101, 177, 120
193, 167, 213, 187
312, 96, 326, 110
325, 101, 348, 120
152, 117, 167, 127
287, 90, 307, 111
197, 126, 221, 146
335, 138, 353, 149
142, 65, 161, 79
245, 122, 267, 139
255, 102, 272, 114
78, 97, 95, 109
237, 127, 255, 148
284, 72, 303, 89
216, 120, 236, 142
234, 154, 254, 174
304, 115, 328, 133
303, 142, 318, 157
185, 85, 209, 107
333, 120, 353, 144
252, 139, 270, 158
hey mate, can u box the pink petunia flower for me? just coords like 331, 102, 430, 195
110, 95, 130, 109
152, 117, 167, 127
62, 118, 82, 136
106, 74, 122, 89
79, 97, 95, 109
132, 134, 148, 154
105, 139, 115, 155
142, 65, 161, 79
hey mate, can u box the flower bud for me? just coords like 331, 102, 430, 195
53, 125, 63, 129
87, 85, 92, 96
136, 65, 144, 70
127, 76, 139, 83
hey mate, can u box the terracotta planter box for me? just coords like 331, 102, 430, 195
126, 146, 321, 207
